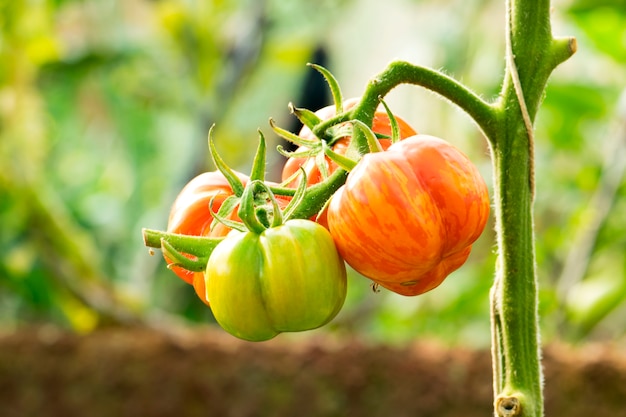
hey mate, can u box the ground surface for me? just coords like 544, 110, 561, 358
1, 325, 624, 417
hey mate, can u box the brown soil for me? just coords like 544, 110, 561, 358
0, 325, 624, 417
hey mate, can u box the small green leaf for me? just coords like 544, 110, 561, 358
209, 195, 241, 232
289, 102, 322, 131
269, 117, 319, 148
351, 119, 383, 153
268, 184, 296, 197
322, 141, 357, 172
209, 195, 247, 233
308, 63, 344, 114
276, 144, 318, 159
208, 125, 245, 197
315, 149, 330, 179
283, 168, 308, 221
161, 239, 208, 273
250, 130, 267, 182
277, 167, 304, 188
378, 97, 401, 143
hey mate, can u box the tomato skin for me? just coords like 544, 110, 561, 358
281, 98, 417, 188
327, 135, 490, 296
206, 219, 347, 341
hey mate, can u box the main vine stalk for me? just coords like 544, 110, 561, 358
342, 1, 575, 416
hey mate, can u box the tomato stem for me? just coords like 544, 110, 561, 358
349, 61, 498, 147
287, 168, 348, 220
486, 1, 575, 416
142, 228, 224, 260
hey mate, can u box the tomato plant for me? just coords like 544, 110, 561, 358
141, 0, 577, 409
327, 134, 490, 296
206, 181, 347, 341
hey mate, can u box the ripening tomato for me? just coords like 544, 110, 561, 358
165, 170, 289, 304
281, 98, 417, 188
206, 219, 347, 341
327, 134, 490, 296
165, 171, 249, 288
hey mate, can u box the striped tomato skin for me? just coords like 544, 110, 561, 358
327, 134, 490, 296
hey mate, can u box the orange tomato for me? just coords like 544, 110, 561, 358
327, 135, 490, 296
165, 171, 248, 294
165, 170, 289, 304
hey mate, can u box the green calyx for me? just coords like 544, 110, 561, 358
206, 125, 271, 234
237, 166, 309, 234
237, 180, 284, 234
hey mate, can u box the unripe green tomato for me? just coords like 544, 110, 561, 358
206, 219, 347, 341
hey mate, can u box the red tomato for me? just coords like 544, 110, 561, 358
327, 135, 490, 296
281, 98, 417, 188
165, 171, 249, 292
165, 170, 290, 304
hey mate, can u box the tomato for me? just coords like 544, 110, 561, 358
281, 98, 417, 188
165, 171, 248, 289
206, 219, 347, 341
327, 134, 490, 296
165, 170, 289, 304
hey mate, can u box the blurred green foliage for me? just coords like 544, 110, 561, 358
1, 0, 624, 347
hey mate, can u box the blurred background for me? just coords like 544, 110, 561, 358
1, 0, 625, 349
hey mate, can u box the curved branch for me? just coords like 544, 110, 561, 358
350, 60, 499, 143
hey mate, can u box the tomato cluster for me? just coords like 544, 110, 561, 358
152, 96, 489, 342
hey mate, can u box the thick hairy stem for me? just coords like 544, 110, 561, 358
349, 61, 498, 143
489, 1, 576, 416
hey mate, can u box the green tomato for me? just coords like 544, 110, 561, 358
206, 219, 347, 341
